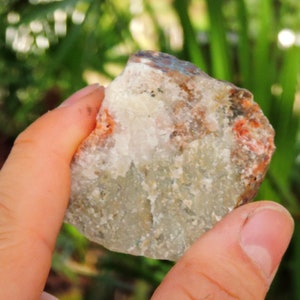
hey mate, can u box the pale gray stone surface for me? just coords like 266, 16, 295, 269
65, 51, 275, 261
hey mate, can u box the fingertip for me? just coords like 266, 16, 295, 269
152, 201, 294, 300
40, 291, 58, 300
58, 83, 102, 108
13, 84, 104, 162
239, 201, 294, 283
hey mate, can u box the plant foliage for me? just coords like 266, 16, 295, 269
1, 0, 300, 299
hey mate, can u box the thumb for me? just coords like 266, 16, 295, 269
152, 201, 294, 300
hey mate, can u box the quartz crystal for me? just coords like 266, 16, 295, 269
66, 51, 275, 261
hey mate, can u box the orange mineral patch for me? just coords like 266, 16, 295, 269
95, 108, 114, 140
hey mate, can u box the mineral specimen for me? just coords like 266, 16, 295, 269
66, 51, 275, 261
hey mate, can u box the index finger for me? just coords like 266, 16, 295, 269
0, 84, 104, 299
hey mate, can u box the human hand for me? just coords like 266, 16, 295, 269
0, 84, 294, 299
152, 200, 293, 299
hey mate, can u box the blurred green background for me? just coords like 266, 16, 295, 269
1, 0, 300, 299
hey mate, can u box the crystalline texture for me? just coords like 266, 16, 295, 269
65, 51, 275, 261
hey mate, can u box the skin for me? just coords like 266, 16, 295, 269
0, 85, 294, 300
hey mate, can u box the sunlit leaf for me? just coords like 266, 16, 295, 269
236, 0, 251, 87
173, 0, 207, 70
206, 0, 232, 81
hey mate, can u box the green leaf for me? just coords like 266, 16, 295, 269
275, 46, 300, 139
271, 46, 300, 186
236, 0, 251, 88
251, 0, 274, 115
173, 0, 207, 70
206, 0, 232, 81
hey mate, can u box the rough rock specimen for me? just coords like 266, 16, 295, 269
66, 51, 275, 261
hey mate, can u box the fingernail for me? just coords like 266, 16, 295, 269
40, 291, 58, 300
240, 205, 293, 282
59, 83, 100, 108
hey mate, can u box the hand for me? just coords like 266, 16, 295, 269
152, 201, 293, 299
0, 85, 294, 300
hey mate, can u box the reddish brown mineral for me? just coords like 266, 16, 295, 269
66, 51, 275, 261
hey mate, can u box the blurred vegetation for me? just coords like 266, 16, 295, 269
1, 0, 300, 299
